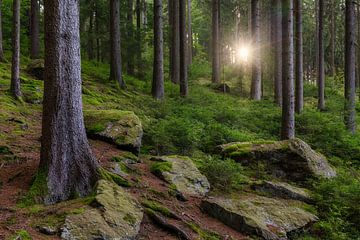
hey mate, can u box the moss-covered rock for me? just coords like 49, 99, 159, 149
217, 138, 336, 182
150, 156, 210, 197
61, 180, 143, 240
26, 59, 44, 80
201, 194, 318, 240
84, 110, 143, 154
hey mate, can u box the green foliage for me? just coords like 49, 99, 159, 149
8, 230, 32, 240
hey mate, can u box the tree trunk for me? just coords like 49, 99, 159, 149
271, 0, 282, 106
187, 0, 193, 65
141, 0, 147, 26
30, 0, 40, 59
211, 0, 220, 83
95, 3, 100, 62
344, 0, 356, 134
170, 0, 180, 84
87, 7, 95, 60
41, 0, 99, 203
281, 0, 295, 140
330, 0, 336, 77
317, 0, 325, 110
295, 0, 303, 113
11, 0, 21, 98
127, 0, 135, 75
136, 0, 142, 78
110, 0, 125, 88
357, 0, 360, 93
152, 0, 164, 99
315, 0, 319, 78
180, 0, 188, 96
250, 0, 261, 100
0, 0, 4, 62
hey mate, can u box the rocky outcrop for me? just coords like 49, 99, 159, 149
151, 156, 210, 197
61, 180, 143, 240
26, 59, 44, 80
201, 194, 318, 240
253, 181, 313, 204
84, 110, 143, 154
217, 138, 336, 182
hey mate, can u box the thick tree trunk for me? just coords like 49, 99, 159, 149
344, 0, 356, 134
127, 0, 135, 75
295, 0, 303, 113
30, 0, 40, 59
180, 0, 188, 96
187, 0, 193, 65
317, 0, 325, 110
0, 0, 4, 62
250, 0, 261, 100
211, 0, 220, 83
110, 0, 125, 88
330, 0, 336, 77
357, 0, 360, 93
41, 0, 99, 203
281, 0, 295, 140
152, 0, 164, 99
11, 0, 21, 98
271, 0, 282, 106
170, 0, 180, 84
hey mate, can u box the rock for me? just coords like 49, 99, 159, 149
201, 194, 318, 240
109, 162, 129, 178
253, 181, 313, 204
26, 59, 44, 80
211, 83, 231, 93
84, 110, 143, 154
38, 226, 58, 235
217, 138, 336, 182
61, 180, 143, 240
151, 156, 210, 197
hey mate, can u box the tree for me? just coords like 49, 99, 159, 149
281, 0, 295, 140
329, 0, 336, 77
344, 0, 356, 133
271, 0, 282, 106
30, 0, 40, 59
87, 1, 95, 60
10, 0, 21, 98
135, 0, 143, 78
317, 0, 325, 110
187, 0, 193, 65
180, 0, 188, 96
152, 0, 164, 99
0, 0, 4, 62
126, 0, 135, 75
295, 0, 303, 113
41, 0, 99, 203
250, 0, 261, 100
169, 0, 180, 84
211, 0, 220, 83
110, 0, 126, 88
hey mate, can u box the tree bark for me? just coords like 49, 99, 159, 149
127, 0, 135, 75
87, 6, 95, 61
317, 0, 325, 110
330, 0, 336, 77
110, 0, 126, 88
271, 0, 282, 106
41, 0, 99, 203
170, 0, 180, 84
11, 0, 21, 98
250, 0, 261, 100
281, 0, 295, 140
136, 0, 142, 78
295, 0, 303, 113
152, 0, 164, 99
211, 0, 220, 83
30, 0, 40, 59
95, 3, 100, 62
0, 0, 4, 62
344, 0, 356, 134
180, 0, 188, 96
187, 0, 193, 65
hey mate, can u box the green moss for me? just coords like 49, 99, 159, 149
0, 145, 11, 154
150, 161, 172, 176
123, 213, 137, 225
187, 222, 222, 240
98, 167, 131, 187
18, 169, 48, 207
141, 200, 176, 218
111, 152, 138, 163
8, 230, 32, 240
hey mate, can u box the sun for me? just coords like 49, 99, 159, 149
237, 46, 251, 62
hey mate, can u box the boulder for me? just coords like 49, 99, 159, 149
201, 194, 318, 240
61, 180, 143, 240
84, 110, 143, 154
151, 156, 210, 197
217, 138, 336, 182
253, 181, 313, 204
211, 83, 231, 93
26, 59, 44, 80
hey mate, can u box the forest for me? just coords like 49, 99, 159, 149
0, 0, 359, 239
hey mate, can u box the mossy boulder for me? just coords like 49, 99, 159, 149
84, 110, 143, 154
26, 59, 44, 80
252, 181, 312, 204
201, 194, 318, 240
217, 138, 336, 182
150, 156, 210, 197
61, 180, 143, 240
